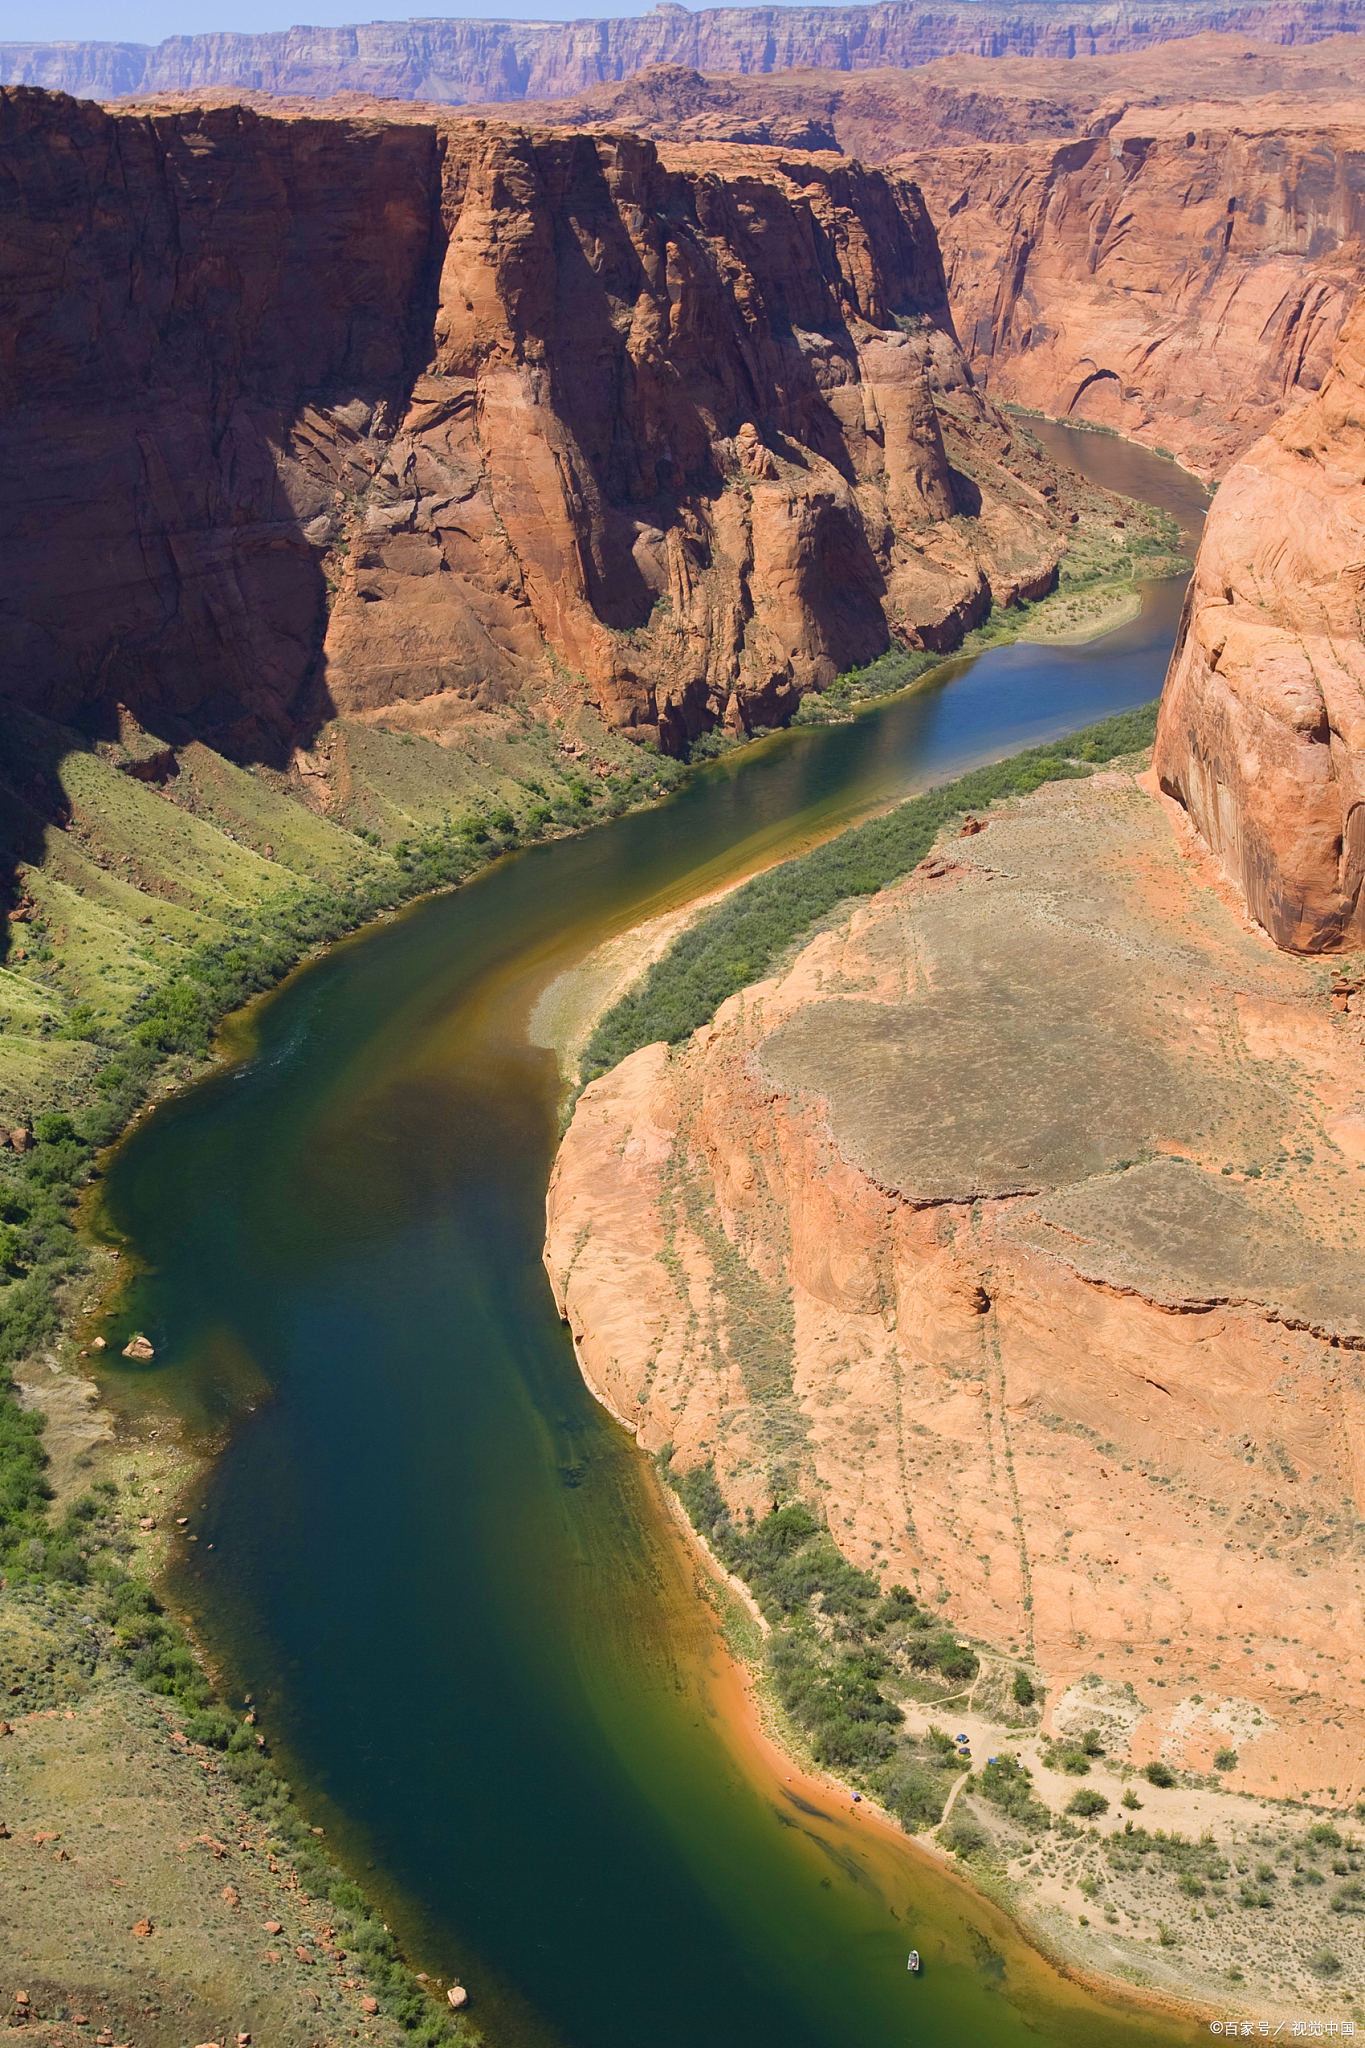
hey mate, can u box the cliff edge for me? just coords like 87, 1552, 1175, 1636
1155, 296, 1365, 950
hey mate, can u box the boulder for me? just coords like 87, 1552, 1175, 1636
121, 1333, 155, 1359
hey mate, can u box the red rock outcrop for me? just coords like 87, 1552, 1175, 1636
1154, 295, 1365, 950
0, 89, 443, 764
899, 107, 1365, 480
0, 86, 1077, 761
546, 769, 1365, 1799
10, 1, 1365, 107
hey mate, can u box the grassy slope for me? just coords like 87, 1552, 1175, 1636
0, 702, 683, 1124
0, 699, 686, 2043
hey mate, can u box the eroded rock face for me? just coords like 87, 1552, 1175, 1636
898, 99, 1365, 482
546, 773, 1365, 1798
506, 40, 1365, 482
333, 127, 1066, 748
0, 90, 443, 764
1154, 297, 1365, 951
0, 87, 1071, 760
9, 1, 1365, 107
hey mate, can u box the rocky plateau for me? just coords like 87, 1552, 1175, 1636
547, 768, 1365, 1810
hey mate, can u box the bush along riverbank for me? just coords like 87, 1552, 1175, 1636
665, 1457, 974, 1831
582, 702, 1162, 1084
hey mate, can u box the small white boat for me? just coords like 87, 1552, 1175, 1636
907, 1950, 921, 1974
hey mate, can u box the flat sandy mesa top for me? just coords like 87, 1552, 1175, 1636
760, 772, 1365, 1337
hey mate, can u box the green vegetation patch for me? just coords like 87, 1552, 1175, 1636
1105, 1824, 1229, 1884
975, 1751, 1052, 1833
583, 703, 1161, 1083
666, 1457, 975, 1832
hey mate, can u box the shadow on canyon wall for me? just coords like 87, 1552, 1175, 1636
0, 88, 449, 957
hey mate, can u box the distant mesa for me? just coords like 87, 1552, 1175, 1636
6, 0, 1365, 105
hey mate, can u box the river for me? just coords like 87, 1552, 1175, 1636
95, 426, 1207, 2048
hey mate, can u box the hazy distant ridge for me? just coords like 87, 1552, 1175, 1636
5, 0, 1365, 105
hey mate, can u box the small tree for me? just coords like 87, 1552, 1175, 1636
1068, 1789, 1110, 1818
1012, 1668, 1036, 1706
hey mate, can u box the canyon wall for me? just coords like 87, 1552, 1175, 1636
0, 85, 1079, 763
899, 109, 1365, 479
0, 89, 444, 766
546, 770, 1365, 1798
508, 42, 1365, 479
8, 0, 1365, 106
1154, 296, 1365, 950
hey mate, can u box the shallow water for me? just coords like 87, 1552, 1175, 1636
96, 427, 1205, 2048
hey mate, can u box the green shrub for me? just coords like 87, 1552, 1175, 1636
1144, 1761, 1177, 1788
976, 1752, 1051, 1831
1012, 1668, 1036, 1706
1212, 1747, 1237, 1772
32, 1112, 76, 1144
940, 1812, 989, 1858
1068, 1789, 1110, 1818
1105, 1826, 1227, 1884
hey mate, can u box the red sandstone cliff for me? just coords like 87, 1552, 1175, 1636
0, 86, 1076, 762
496, 39, 1365, 482
546, 769, 1365, 1801
899, 108, 1365, 479
9, 1, 1365, 107
1155, 295, 1365, 950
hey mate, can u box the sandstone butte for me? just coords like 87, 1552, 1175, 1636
1156, 293, 1365, 953
546, 768, 1365, 1814
0, 85, 1086, 769
6, 0, 1365, 106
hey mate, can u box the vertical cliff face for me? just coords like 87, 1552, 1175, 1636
898, 111, 1365, 481
1154, 297, 1365, 951
0, 88, 444, 763
465, 41, 1365, 483
327, 124, 1068, 748
0, 87, 1076, 762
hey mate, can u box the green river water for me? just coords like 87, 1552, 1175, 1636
95, 427, 1209, 2048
